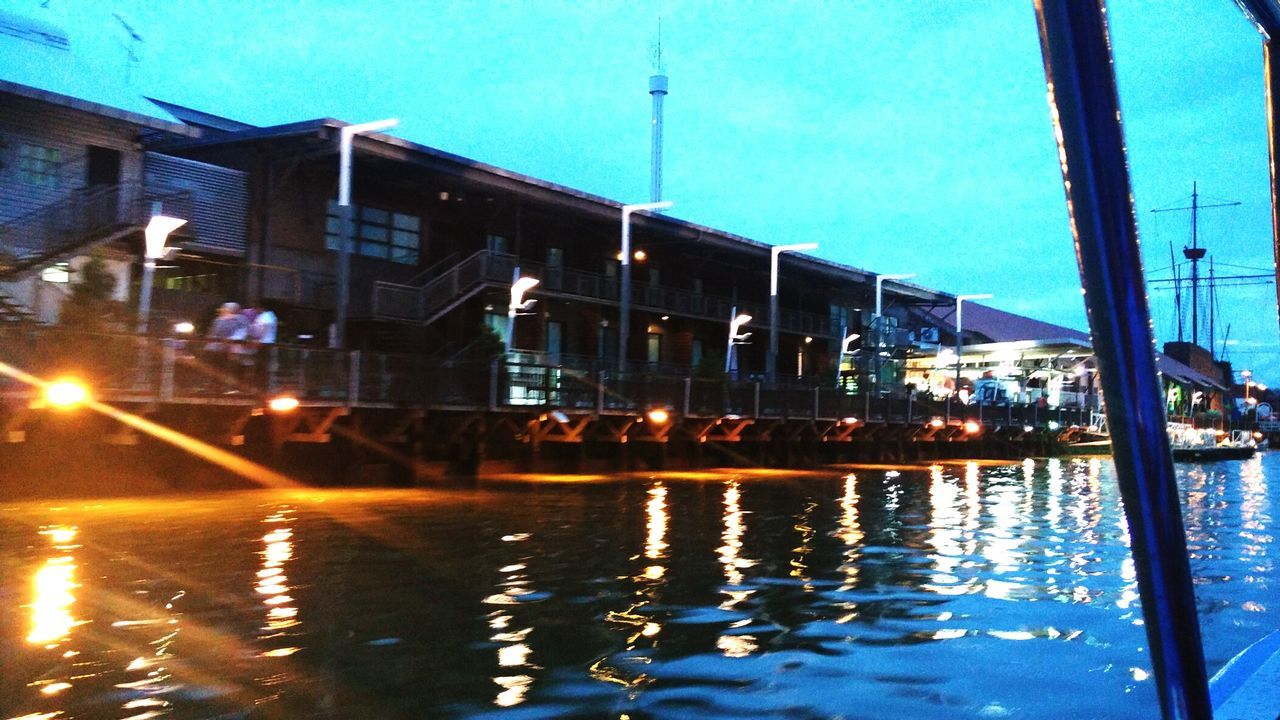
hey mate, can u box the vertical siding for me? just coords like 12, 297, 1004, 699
0, 92, 144, 223
144, 152, 248, 256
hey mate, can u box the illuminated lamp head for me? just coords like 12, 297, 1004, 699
646, 408, 671, 425
44, 378, 89, 410
963, 420, 981, 434
268, 395, 300, 413
929, 417, 944, 429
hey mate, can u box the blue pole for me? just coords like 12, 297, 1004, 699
1033, 1, 1211, 718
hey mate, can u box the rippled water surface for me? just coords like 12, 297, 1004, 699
2, 455, 1278, 719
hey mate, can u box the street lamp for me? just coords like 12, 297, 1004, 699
618, 200, 674, 371
953, 293, 993, 397
768, 242, 819, 381
1243, 369, 1253, 405
835, 332, 860, 388
334, 118, 400, 349
137, 204, 186, 335
874, 273, 916, 319
725, 308, 753, 375
505, 269, 539, 353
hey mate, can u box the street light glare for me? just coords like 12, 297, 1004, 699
268, 395, 300, 413
45, 379, 89, 410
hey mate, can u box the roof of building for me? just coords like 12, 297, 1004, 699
151, 116, 948, 302
1155, 353, 1228, 391
0, 9, 194, 134
921, 301, 1091, 344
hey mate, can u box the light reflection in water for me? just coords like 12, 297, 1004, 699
256, 508, 301, 658
927, 466, 971, 596
836, 474, 864, 593
718, 481, 755, 612
486, 530, 539, 706
790, 499, 817, 588
644, 482, 668, 580
983, 472, 1025, 600
28, 525, 81, 648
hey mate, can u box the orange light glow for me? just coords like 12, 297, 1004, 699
963, 421, 981, 434
646, 408, 670, 425
929, 418, 945, 428
44, 378, 89, 409
268, 395, 300, 413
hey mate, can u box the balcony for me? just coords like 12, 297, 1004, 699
371, 250, 843, 337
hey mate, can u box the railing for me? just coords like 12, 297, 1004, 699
0, 325, 1109, 430
369, 249, 842, 336
0, 183, 192, 277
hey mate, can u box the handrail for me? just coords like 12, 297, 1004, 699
1, 183, 193, 275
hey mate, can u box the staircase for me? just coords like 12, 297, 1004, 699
0, 291, 36, 324
0, 183, 186, 282
371, 250, 515, 325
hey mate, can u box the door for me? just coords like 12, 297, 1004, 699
86, 146, 122, 186
546, 320, 564, 365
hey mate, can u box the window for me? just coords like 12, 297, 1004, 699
647, 333, 662, 364
325, 201, 420, 265
17, 144, 61, 188
487, 234, 511, 255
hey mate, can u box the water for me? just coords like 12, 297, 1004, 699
1, 455, 1276, 719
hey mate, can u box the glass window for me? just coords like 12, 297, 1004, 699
547, 247, 563, 267
487, 234, 511, 254
17, 144, 61, 188
325, 200, 420, 265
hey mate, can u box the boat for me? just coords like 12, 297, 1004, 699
1168, 422, 1258, 462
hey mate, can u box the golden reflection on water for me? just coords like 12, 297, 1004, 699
485, 527, 539, 707
256, 508, 301, 658
28, 525, 82, 648
644, 482, 668, 579
789, 500, 817, 588
927, 466, 970, 596
837, 474, 864, 593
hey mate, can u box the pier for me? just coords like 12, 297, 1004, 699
0, 327, 1098, 483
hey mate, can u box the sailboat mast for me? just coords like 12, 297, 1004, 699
1208, 259, 1215, 359
1189, 182, 1201, 346
1169, 241, 1183, 342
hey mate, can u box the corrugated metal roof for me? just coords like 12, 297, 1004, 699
922, 302, 1091, 344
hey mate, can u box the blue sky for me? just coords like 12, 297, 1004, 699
16, 0, 1280, 381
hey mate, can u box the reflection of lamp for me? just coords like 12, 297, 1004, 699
505, 268, 539, 353
725, 308, 753, 374
768, 242, 819, 380
137, 206, 187, 335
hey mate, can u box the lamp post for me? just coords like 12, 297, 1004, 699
874, 273, 916, 319
725, 307, 752, 376
869, 272, 915, 397
953, 293, 993, 398
505, 268, 539, 353
334, 118, 399, 349
618, 200, 673, 371
137, 203, 186, 335
1243, 369, 1253, 405
768, 242, 819, 381
835, 331, 860, 389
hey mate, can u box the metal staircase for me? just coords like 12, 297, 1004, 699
371, 250, 515, 325
0, 183, 188, 282
0, 291, 36, 323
